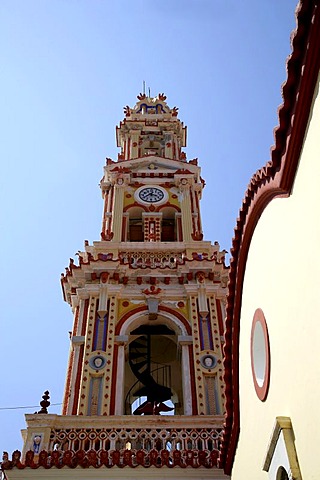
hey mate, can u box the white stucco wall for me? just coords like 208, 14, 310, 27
232, 73, 320, 480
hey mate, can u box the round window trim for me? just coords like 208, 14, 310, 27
250, 308, 270, 401
200, 354, 217, 369
134, 185, 168, 206
89, 355, 106, 370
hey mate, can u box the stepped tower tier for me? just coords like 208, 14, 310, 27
61, 94, 229, 417
101, 93, 202, 244
2, 94, 230, 479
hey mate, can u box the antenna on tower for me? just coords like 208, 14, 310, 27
143, 81, 146, 95
148, 87, 151, 97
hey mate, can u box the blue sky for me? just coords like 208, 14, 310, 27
0, 0, 297, 456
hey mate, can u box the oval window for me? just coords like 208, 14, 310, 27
250, 308, 270, 401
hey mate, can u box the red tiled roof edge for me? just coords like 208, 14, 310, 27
1, 448, 220, 470
219, 0, 320, 474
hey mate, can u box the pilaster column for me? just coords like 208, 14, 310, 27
22, 424, 53, 460
164, 132, 173, 158
130, 131, 139, 159
122, 212, 129, 241
175, 212, 183, 241
78, 295, 99, 415
111, 180, 126, 242
185, 286, 206, 415
177, 178, 193, 242
101, 184, 111, 233
98, 283, 108, 317
66, 295, 89, 415
208, 295, 226, 414
102, 285, 123, 415
178, 335, 193, 415
114, 335, 129, 414
193, 183, 203, 233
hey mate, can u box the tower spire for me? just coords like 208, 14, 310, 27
2, 95, 230, 478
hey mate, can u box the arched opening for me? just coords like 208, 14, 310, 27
141, 138, 161, 157
160, 207, 176, 242
128, 207, 144, 241
131, 396, 175, 415
123, 320, 184, 415
276, 467, 289, 480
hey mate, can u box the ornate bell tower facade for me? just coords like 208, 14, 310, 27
61, 94, 228, 419
2, 94, 229, 478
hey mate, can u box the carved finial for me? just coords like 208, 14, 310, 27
158, 93, 167, 101
172, 106, 179, 116
2, 452, 9, 463
101, 230, 114, 241
36, 390, 50, 414
137, 93, 146, 100
191, 231, 203, 241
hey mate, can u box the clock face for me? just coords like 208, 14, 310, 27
138, 187, 165, 203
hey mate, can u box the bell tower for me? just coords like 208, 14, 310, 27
2, 94, 230, 478
61, 93, 228, 418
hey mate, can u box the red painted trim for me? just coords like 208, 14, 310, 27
108, 186, 114, 231
177, 216, 183, 241
127, 137, 131, 160
115, 306, 147, 334
123, 199, 180, 214
188, 345, 198, 414
121, 215, 127, 242
156, 202, 181, 212
62, 347, 74, 415
123, 140, 126, 160
159, 305, 192, 335
2, 447, 220, 469
132, 172, 175, 179
102, 191, 108, 233
195, 192, 201, 231
72, 306, 79, 337
123, 202, 148, 212
196, 301, 204, 350
216, 299, 224, 337
116, 305, 191, 335
220, 2, 320, 473
69, 299, 89, 414
250, 309, 270, 401
72, 344, 84, 415
81, 299, 89, 336
92, 304, 99, 352
190, 190, 196, 233
109, 344, 119, 415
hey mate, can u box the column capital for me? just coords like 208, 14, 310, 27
178, 335, 193, 345
114, 335, 129, 345
108, 284, 124, 297
184, 285, 199, 296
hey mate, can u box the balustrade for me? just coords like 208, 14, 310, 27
120, 251, 184, 268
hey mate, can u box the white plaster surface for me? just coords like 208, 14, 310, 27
232, 75, 320, 479
5, 467, 230, 480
